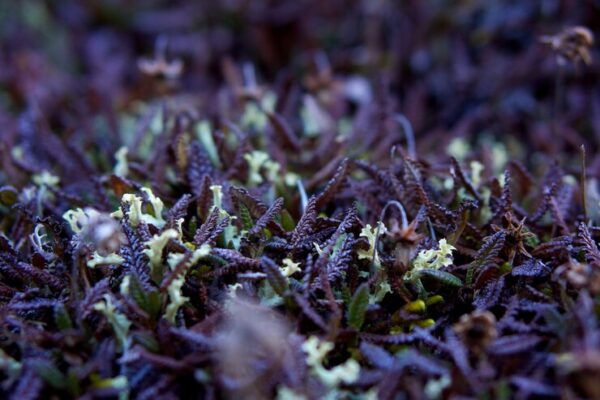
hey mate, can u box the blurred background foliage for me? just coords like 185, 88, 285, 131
0, 0, 599, 165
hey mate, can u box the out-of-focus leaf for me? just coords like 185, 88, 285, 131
348, 283, 369, 330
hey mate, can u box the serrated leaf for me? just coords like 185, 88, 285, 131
511, 259, 547, 277
348, 283, 369, 330
238, 203, 254, 231
473, 276, 505, 309
418, 269, 463, 287
261, 257, 288, 296
488, 334, 541, 355
466, 231, 506, 284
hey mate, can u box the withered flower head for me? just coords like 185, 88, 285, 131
554, 258, 590, 289
491, 213, 534, 257
453, 310, 497, 355
81, 210, 127, 256
387, 218, 424, 245
138, 37, 183, 79
541, 26, 594, 66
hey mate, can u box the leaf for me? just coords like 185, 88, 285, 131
11, 367, 43, 400
187, 141, 215, 195
120, 223, 153, 290
473, 276, 505, 309
293, 293, 328, 331
359, 342, 394, 369
33, 360, 66, 389
444, 329, 476, 387
396, 349, 449, 376
261, 256, 288, 296
291, 196, 318, 246
326, 234, 355, 284
238, 203, 254, 231
490, 170, 513, 222
511, 259, 548, 278
229, 186, 268, 219
466, 231, 506, 285
166, 194, 192, 227
348, 283, 369, 330
266, 111, 301, 151
280, 209, 295, 232
146, 291, 162, 321
128, 273, 149, 312
510, 376, 559, 397
315, 158, 350, 210
418, 269, 463, 287
577, 222, 600, 267
488, 334, 541, 355
54, 303, 73, 331
248, 197, 284, 237
531, 235, 572, 260
450, 157, 481, 202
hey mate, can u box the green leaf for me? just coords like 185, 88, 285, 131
347, 283, 369, 330
34, 360, 66, 389
132, 331, 160, 352
146, 291, 162, 321
127, 274, 161, 320
239, 204, 254, 231
280, 209, 295, 232
65, 369, 81, 397
54, 304, 73, 331
419, 269, 463, 287
128, 274, 148, 311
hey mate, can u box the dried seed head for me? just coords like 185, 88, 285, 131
453, 310, 497, 355
556, 258, 590, 288
81, 211, 127, 256
138, 37, 183, 79
541, 26, 594, 66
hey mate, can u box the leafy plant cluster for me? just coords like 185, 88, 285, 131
1, 1, 600, 399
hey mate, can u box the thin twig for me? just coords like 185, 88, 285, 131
581, 144, 588, 223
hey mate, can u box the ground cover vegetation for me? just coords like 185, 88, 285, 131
0, 1, 600, 398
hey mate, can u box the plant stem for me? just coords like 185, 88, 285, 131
581, 144, 588, 223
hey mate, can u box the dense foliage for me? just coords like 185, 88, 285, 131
1, 1, 600, 399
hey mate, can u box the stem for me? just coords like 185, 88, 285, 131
449, 209, 468, 246
427, 218, 436, 241
243, 62, 257, 92
581, 144, 588, 223
372, 200, 410, 272
396, 114, 416, 159
380, 200, 409, 230
296, 180, 308, 212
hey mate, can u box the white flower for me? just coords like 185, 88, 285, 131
87, 252, 124, 269
357, 222, 386, 266
409, 238, 455, 280
280, 258, 301, 278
